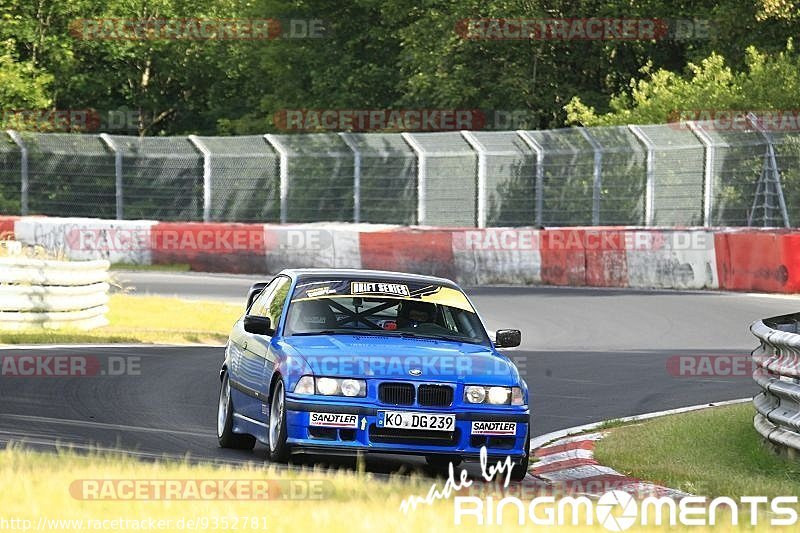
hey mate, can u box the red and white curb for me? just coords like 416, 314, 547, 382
530, 432, 690, 498
525, 398, 753, 498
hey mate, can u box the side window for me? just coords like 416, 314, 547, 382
249, 280, 279, 317
264, 277, 291, 328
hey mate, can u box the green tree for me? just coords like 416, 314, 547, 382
565, 40, 800, 126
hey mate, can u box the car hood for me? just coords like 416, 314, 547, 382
279, 334, 518, 384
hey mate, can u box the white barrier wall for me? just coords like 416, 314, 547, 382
14, 217, 157, 264
1, 216, 791, 294
451, 229, 542, 285
264, 223, 396, 270
625, 230, 719, 289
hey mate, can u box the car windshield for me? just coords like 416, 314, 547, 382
284, 279, 490, 346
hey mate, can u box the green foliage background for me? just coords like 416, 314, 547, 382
0, 0, 798, 224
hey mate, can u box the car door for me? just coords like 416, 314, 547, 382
241, 275, 291, 421
228, 277, 278, 420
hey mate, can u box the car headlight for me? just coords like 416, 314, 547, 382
487, 386, 510, 404
316, 377, 339, 395
294, 375, 315, 395
464, 385, 487, 404
464, 386, 525, 405
293, 376, 367, 397
340, 379, 364, 397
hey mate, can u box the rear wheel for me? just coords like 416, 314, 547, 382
268, 379, 291, 462
217, 372, 256, 450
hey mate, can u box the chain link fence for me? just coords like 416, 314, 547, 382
342, 133, 416, 225
628, 124, 706, 226
192, 135, 280, 222
1, 117, 796, 227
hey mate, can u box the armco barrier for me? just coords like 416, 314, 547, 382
750, 314, 800, 457
0, 256, 110, 330
7, 215, 800, 294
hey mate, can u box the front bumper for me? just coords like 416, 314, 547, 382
284, 397, 530, 459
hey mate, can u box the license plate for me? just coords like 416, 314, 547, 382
309, 412, 359, 428
377, 411, 455, 431
471, 421, 517, 436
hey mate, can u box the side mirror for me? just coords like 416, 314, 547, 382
495, 329, 521, 348
244, 315, 273, 336
246, 282, 269, 313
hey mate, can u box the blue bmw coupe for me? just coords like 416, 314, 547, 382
217, 269, 530, 479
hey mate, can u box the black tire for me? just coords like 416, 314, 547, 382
425, 455, 463, 469
510, 429, 531, 481
217, 372, 256, 450
268, 379, 291, 462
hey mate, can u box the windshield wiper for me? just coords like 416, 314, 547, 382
378, 330, 480, 344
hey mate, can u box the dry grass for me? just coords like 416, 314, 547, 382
0, 445, 740, 532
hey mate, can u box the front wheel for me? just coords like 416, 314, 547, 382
268, 379, 291, 462
217, 372, 256, 450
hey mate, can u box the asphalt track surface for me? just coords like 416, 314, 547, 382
2, 271, 799, 474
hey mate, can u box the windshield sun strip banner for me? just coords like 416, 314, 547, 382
291, 280, 476, 313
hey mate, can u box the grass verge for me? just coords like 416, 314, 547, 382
0, 445, 436, 533
0, 445, 730, 532
0, 294, 241, 345
594, 403, 800, 498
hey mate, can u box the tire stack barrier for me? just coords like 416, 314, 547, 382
0, 254, 110, 330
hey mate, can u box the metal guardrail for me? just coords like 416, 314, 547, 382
750, 314, 800, 456
0, 254, 110, 330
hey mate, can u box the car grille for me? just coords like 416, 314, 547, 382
417, 384, 453, 407
378, 382, 414, 405
378, 382, 455, 406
